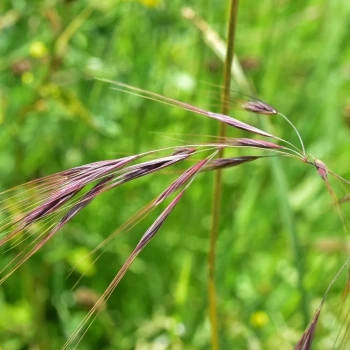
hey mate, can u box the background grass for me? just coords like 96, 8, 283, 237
1, 0, 350, 349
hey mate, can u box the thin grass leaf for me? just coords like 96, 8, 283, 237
335, 308, 350, 350
339, 193, 350, 204
181, 7, 252, 92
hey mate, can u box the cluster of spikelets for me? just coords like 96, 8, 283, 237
0, 81, 349, 349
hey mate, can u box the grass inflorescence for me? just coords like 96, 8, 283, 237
0, 81, 349, 349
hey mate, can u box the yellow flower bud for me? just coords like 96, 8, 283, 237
139, 0, 160, 8
250, 311, 269, 328
29, 41, 48, 58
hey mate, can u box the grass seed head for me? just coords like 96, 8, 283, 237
314, 159, 328, 181
294, 308, 321, 350
242, 100, 277, 115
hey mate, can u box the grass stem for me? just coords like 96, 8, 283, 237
208, 1, 239, 349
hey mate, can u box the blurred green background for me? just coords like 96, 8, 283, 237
1, 0, 350, 349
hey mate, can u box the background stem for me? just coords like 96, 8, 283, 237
208, 1, 239, 349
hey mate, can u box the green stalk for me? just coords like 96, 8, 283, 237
208, 1, 239, 349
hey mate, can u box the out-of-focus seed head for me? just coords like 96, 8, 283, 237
242, 100, 277, 115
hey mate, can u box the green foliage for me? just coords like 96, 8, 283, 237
0, 0, 350, 349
